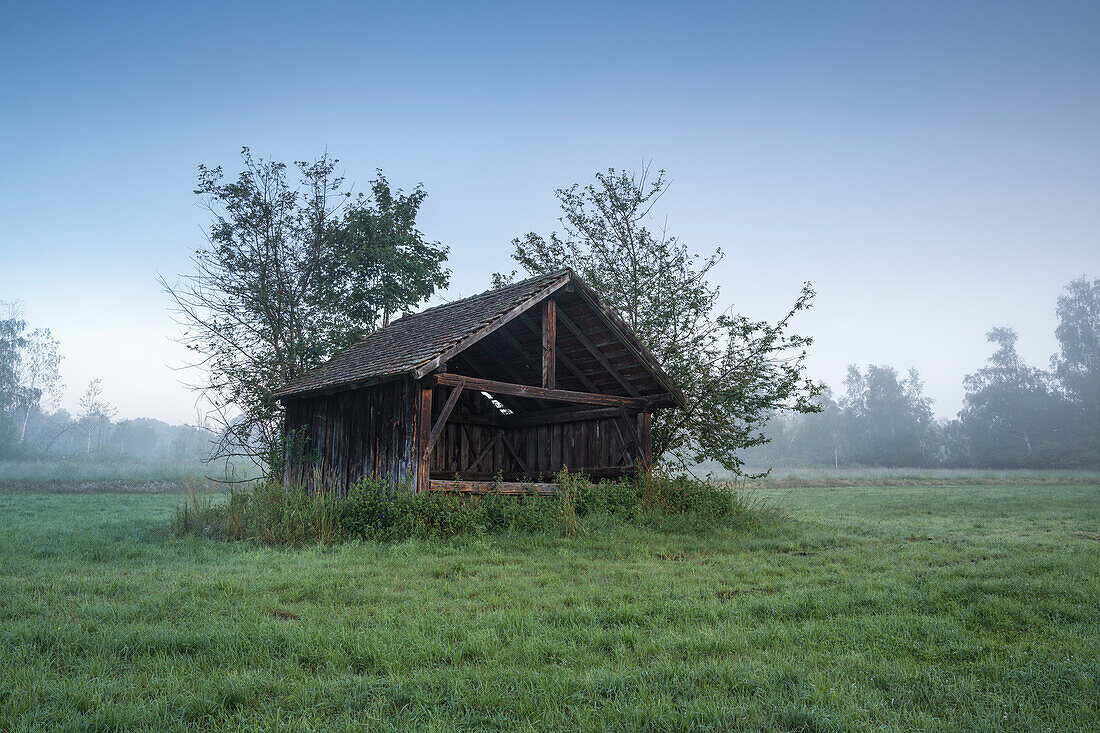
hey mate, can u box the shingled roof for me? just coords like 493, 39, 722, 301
274, 269, 573, 398
274, 268, 686, 406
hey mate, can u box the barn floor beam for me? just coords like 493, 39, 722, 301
429, 480, 557, 495
430, 467, 635, 481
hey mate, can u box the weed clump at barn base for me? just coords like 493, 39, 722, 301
173, 471, 759, 545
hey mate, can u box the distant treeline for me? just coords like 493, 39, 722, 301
3, 277, 1098, 470
743, 278, 1100, 469
0, 303, 210, 463
14, 411, 211, 463
2, 382, 211, 463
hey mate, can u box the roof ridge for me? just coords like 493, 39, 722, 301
393, 267, 572, 324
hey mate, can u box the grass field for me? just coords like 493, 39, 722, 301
0, 459, 258, 492
1, 482, 1098, 731
735, 466, 1100, 487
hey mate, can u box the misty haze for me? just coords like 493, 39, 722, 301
1, 2, 1098, 731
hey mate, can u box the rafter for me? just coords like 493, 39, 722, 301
432, 373, 649, 409
554, 305, 641, 397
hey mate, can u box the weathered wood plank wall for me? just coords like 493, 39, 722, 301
283, 377, 420, 493
284, 375, 653, 493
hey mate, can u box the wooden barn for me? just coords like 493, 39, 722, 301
273, 269, 686, 494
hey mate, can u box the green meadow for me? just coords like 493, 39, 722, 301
1, 481, 1098, 731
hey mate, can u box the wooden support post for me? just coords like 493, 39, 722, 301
517, 314, 600, 392
416, 383, 432, 493
637, 412, 652, 473
424, 380, 465, 459
542, 298, 556, 389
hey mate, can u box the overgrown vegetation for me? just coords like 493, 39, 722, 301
173, 472, 754, 545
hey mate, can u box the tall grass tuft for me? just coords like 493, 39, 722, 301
247, 472, 340, 546
555, 469, 584, 537
174, 478, 249, 540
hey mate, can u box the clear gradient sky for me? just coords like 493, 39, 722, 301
2, 1, 1098, 424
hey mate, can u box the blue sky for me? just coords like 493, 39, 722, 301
1, 1, 1098, 423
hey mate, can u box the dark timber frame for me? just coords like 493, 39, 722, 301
275, 269, 684, 494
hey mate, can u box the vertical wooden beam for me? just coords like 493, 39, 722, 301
517, 314, 600, 392
542, 298, 556, 389
416, 382, 432, 493
637, 412, 652, 474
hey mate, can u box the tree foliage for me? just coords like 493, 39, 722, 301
162, 149, 449, 473
739, 279, 1100, 470
504, 165, 819, 475
16, 328, 63, 443
1054, 277, 1100, 450
842, 365, 935, 466
0, 303, 26, 454
77, 378, 116, 456
961, 328, 1064, 466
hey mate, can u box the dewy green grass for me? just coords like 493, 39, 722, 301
1, 482, 1098, 731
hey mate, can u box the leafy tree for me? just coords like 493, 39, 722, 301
504, 165, 819, 475
902, 368, 937, 462
1054, 277, 1100, 454
961, 328, 1062, 467
841, 365, 934, 466
162, 149, 449, 473
0, 302, 26, 455
16, 328, 63, 443
77, 379, 116, 456
937, 418, 970, 466
802, 387, 845, 468
335, 175, 450, 329
113, 419, 159, 457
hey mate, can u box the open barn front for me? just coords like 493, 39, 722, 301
275, 269, 685, 495
420, 375, 654, 494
